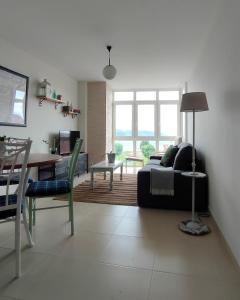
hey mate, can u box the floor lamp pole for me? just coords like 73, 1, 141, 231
179, 109, 210, 235
192, 109, 195, 222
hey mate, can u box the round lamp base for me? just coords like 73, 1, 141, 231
179, 220, 210, 236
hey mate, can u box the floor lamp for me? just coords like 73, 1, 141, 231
179, 92, 210, 235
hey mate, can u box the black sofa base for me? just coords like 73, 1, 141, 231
137, 170, 208, 212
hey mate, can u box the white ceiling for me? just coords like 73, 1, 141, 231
0, 0, 220, 89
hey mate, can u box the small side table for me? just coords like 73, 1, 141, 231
179, 171, 210, 235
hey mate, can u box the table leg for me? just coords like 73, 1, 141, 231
120, 164, 123, 180
104, 171, 106, 180
91, 170, 94, 190
109, 170, 113, 191
125, 159, 128, 173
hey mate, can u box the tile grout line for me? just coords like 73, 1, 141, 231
146, 269, 154, 300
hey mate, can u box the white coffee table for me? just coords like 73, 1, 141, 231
90, 160, 123, 191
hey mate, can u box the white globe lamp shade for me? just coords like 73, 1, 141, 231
103, 64, 117, 80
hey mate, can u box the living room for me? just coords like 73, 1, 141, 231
0, 0, 240, 299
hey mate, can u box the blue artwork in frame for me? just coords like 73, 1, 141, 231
0, 66, 29, 127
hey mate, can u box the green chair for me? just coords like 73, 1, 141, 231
26, 139, 83, 236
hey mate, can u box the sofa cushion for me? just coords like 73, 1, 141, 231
173, 144, 193, 171
160, 145, 179, 167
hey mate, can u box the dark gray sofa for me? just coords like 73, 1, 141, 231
137, 143, 208, 212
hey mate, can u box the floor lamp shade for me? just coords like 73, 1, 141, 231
180, 92, 209, 112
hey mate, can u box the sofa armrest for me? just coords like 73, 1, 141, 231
149, 155, 162, 160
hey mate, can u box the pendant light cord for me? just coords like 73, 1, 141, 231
107, 45, 112, 66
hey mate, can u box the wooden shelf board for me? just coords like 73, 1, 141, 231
37, 96, 65, 105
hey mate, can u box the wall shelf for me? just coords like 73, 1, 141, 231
62, 110, 80, 118
36, 96, 65, 109
62, 105, 80, 118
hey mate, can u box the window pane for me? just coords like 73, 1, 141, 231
114, 91, 134, 101
136, 91, 156, 101
136, 141, 156, 159
159, 141, 175, 152
159, 91, 179, 101
115, 105, 132, 136
137, 105, 155, 136
160, 104, 178, 136
114, 141, 133, 160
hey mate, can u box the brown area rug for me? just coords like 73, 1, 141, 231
56, 173, 137, 206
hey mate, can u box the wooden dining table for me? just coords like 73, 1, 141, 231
4, 153, 62, 170
3, 153, 62, 187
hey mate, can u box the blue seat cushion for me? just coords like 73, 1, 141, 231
0, 194, 17, 207
26, 180, 71, 197
0, 175, 33, 186
0, 194, 17, 219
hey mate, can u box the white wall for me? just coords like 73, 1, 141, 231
187, 0, 240, 265
0, 37, 79, 153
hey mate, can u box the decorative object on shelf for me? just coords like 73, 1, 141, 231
102, 45, 117, 80
179, 92, 210, 236
62, 105, 80, 118
0, 66, 28, 127
37, 79, 64, 108
37, 79, 52, 98
52, 89, 57, 99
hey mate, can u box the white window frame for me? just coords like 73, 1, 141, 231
113, 88, 182, 155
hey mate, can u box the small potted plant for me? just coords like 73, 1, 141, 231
42, 136, 59, 154
107, 151, 116, 163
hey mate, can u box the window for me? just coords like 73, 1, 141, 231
113, 89, 181, 161
114, 91, 134, 101
160, 104, 178, 136
137, 104, 155, 136
136, 91, 156, 101
115, 105, 132, 136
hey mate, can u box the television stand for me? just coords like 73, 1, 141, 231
38, 152, 88, 181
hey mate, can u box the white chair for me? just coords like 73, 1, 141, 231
0, 138, 33, 278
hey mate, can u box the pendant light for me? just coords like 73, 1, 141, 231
102, 45, 117, 80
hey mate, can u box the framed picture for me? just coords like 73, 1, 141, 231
0, 66, 29, 127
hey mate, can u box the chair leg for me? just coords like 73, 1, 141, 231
33, 199, 36, 226
29, 198, 33, 235
22, 206, 34, 247
15, 204, 21, 278
68, 193, 74, 236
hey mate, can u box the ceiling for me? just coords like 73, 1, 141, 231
0, 0, 220, 89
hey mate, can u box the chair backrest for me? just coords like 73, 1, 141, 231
0, 138, 32, 212
68, 139, 83, 186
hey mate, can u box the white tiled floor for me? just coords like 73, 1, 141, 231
0, 199, 240, 300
